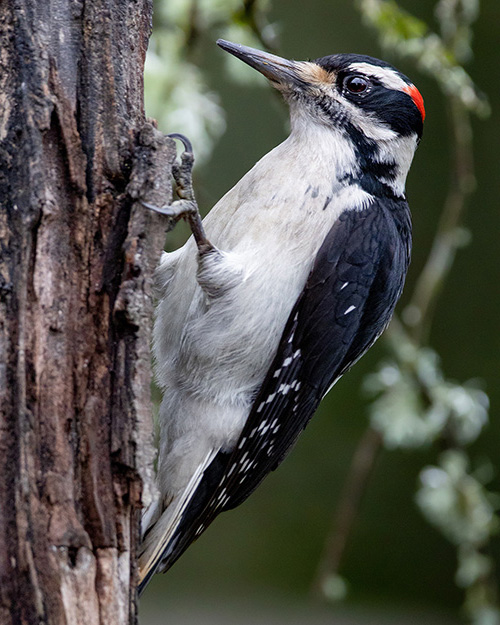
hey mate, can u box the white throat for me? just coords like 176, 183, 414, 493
289, 98, 417, 199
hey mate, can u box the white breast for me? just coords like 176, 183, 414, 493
154, 122, 372, 402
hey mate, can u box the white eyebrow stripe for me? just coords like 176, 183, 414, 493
347, 62, 408, 92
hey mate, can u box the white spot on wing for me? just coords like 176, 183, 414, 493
278, 383, 290, 395
344, 305, 356, 315
217, 488, 227, 502
240, 451, 249, 464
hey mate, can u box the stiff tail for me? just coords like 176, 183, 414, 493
138, 448, 218, 595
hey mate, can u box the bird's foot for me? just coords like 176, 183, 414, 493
142, 133, 213, 252
169, 133, 196, 202
142, 198, 198, 220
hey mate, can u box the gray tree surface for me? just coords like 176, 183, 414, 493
0, 3, 172, 622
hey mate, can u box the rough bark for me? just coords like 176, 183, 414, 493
0, 2, 174, 623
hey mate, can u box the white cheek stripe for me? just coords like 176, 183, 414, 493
347, 62, 408, 92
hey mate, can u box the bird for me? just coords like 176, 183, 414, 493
138, 39, 424, 593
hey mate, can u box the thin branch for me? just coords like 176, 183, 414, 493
311, 427, 383, 599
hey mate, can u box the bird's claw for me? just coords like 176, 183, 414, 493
167, 133, 193, 154
141, 199, 197, 220
168, 134, 195, 201
142, 133, 212, 251
141, 133, 197, 219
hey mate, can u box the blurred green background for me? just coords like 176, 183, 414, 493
140, 1, 500, 623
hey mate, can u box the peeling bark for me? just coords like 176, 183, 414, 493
0, 3, 173, 623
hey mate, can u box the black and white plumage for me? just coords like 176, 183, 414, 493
138, 40, 423, 592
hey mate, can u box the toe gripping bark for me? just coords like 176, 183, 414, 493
141, 133, 213, 253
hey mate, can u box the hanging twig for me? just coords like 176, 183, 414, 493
311, 427, 383, 599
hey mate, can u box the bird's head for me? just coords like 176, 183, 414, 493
217, 39, 425, 198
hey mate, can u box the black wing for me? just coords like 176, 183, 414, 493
151, 197, 411, 577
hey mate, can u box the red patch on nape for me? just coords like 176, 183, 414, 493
403, 84, 425, 121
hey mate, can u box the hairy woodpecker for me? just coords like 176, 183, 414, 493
138, 39, 424, 592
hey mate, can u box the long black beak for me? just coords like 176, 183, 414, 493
216, 39, 306, 88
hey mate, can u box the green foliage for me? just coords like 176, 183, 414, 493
358, 2, 498, 623
145, 1, 225, 163
417, 451, 500, 625
145, 0, 276, 163
417, 451, 498, 548
365, 343, 489, 449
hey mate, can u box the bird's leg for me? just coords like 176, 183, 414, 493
142, 133, 213, 253
145, 133, 244, 300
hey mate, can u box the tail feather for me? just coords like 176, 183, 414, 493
141, 497, 162, 538
138, 448, 218, 594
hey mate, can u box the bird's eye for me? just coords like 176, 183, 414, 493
344, 75, 369, 94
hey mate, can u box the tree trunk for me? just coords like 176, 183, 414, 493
0, 2, 173, 623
